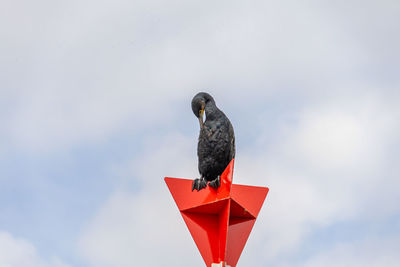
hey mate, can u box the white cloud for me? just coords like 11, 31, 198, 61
236, 90, 400, 265
303, 235, 400, 267
78, 89, 400, 266
78, 132, 204, 266
0, 231, 70, 267
1, 0, 398, 266
3, 0, 397, 153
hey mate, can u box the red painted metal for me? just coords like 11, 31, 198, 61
165, 159, 269, 267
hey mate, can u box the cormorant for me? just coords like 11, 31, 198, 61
191, 92, 235, 191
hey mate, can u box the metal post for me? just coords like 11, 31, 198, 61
211, 262, 231, 267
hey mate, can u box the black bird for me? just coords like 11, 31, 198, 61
191, 92, 235, 191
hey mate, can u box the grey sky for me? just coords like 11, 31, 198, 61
0, 0, 399, 266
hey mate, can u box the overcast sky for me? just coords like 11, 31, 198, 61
1, 0, 399, 266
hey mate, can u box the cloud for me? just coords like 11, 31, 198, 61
3, 0, 398, 153
1, 0, 399, 266
78, 132, 204, 266
78, 89, 400, 266
302, 235, 400, 267
0, 231, 71, 267
236, 90, 400, 265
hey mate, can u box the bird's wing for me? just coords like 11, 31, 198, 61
202, 119, 235, 159
203, 120, 223, 140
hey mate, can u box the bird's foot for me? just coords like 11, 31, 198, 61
192, 177, 207, 191
209, 175, 221, 189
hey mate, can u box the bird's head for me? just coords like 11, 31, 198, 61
191, 92, 215, 128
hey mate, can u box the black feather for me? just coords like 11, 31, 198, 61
192, 92, 235, 183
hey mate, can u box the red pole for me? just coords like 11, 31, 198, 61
165, 159, 269, 267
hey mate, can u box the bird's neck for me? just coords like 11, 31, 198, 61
205, 102, 222, 120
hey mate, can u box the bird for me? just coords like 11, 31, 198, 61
191, 92, 235, 191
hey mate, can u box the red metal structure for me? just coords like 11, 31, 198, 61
165, 159, 269, 267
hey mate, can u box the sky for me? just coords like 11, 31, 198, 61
1, 0, 399, 266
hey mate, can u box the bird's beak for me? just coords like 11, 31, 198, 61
198, 108, 204, 128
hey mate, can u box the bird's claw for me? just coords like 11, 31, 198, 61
192, 177, 207, 191
209, 175, 220, 189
